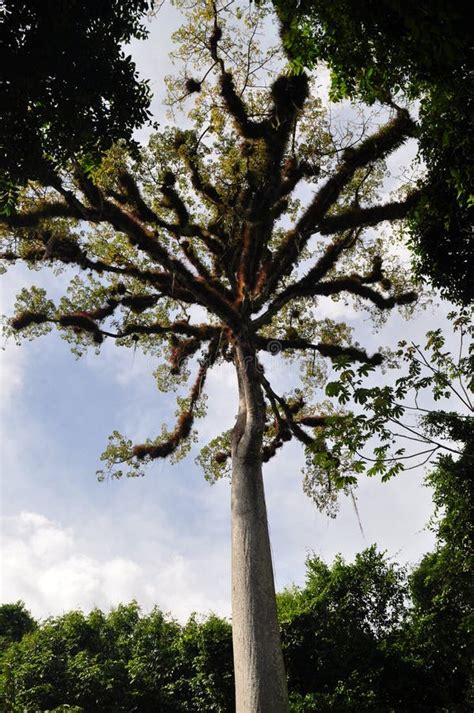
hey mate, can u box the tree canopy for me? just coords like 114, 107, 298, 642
408, 413, 473, 711
272, 0, 473, 304
1, 0, 422, 505
0, 602, 234, 712
0, 602, 37, 655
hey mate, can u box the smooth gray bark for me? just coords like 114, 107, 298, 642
231, 343, 289, 712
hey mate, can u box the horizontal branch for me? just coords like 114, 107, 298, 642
0, 229, 199, 304
313, 279, 417, 309
297, 110, 417, 238
35, 172, 237, 322
180, 239, 214, 282
116, 170, 225, 258
276, 159, 320, 201
255, 249, 415, 329
0, 201, 84, 227
260, 374, 314, 448
256, 336, 383, 365
297, 415, 330, 427
318, 191, 422, 235
254, 230, 360, 328
261, 414, 332, 462
101, 199, 241, 328
119, 320, 218, 341
117, 171, 165, 226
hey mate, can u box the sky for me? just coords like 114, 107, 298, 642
0, 2, 456, 623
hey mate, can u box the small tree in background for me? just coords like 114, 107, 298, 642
0, 602, 37, 655
1, 2, 428, 709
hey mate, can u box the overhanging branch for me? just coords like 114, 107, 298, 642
0, 201, 85, 227
256, 336, 383, 365
132, 337, 220, 460
318, 191, 422, 235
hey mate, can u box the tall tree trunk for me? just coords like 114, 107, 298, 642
231, 342, 289, 712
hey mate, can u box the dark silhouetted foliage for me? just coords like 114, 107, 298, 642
0, 0, 153, 213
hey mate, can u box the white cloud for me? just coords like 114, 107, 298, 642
0, 511, 230, 622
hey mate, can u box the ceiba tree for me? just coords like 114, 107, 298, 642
1, 2, 424, 710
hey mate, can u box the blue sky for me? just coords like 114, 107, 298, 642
0, 3, 453, 621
